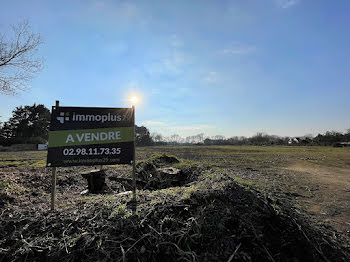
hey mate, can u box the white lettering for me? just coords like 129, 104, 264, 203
76, 133, 85, 142
66, 131, 123, 143
86, 115, 95, 121
100, 132, 108, 140
69, 113, 124, 123
92, 133, 99, 141
76, 115, 85, 121
85, 133, 91, 142
102, 115, 108, 123
108, 131, 115, 140
66, 134, 75, 143
115, 131, 121, 139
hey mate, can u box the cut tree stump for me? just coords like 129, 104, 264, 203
81, 169, 106, 193
156, 167, 182, 188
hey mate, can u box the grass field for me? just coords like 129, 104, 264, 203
1, 145, 350, 261
2, 145, 350, 169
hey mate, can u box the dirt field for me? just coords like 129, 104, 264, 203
137, 146, 350, 235
0, 146, 350, 261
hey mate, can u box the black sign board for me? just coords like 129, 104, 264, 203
47, 106, 134, 167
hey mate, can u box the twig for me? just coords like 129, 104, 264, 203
62, 222, 72, 254
105, 237, 135, 244
140, 210, 153, 225
227, 243, 241, 262
292, 218, 330, 262
120, 244, 126, 262
21, 234, 48, 251
87, 211, 101, 221
118, 233, 151, 261
148, 225, 161, 235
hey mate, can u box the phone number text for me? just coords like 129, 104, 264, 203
63, 147, 121, 156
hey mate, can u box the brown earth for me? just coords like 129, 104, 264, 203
286, 162, 350, 234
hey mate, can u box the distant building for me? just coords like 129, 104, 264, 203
288, 137, 311, 145
38, 144, 48, 150
288, 138, 299, 145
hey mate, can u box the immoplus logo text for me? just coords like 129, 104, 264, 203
57, 112, 125, 124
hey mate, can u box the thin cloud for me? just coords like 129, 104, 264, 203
146, 35, 187, 77
162, 52, 184, 74
167, 125, 215, 137
175, 125, 214, 132
146, 51, 186, 76
143, 122, 213, 131
145, 122, 215, 137
223, 43, 256, 55
204, 71, 218, 82
168, 125, 215, 137
143, 120, 165, 126
275, 0, 300, 8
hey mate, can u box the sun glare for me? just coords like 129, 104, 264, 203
130, 96, 139, 105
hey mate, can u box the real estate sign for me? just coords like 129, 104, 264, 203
47, 106, 134, 167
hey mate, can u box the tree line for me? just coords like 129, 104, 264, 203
150, 131, 350, 147
202, 132, 350, 146
1, 104, 349, 147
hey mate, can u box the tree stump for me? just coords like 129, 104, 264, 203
156, 167, 182, 188
81, 170, 106, 193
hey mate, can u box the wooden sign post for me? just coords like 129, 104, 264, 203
51, 100, 59, 210
132, 105, 137, 214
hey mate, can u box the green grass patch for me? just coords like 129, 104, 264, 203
0, 151, 47, 167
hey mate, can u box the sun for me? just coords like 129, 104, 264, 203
130, 96, 139, 105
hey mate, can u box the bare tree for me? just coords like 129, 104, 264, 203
169, 134, 182, 144
151, 132, 163, 142
0, 20, 43, 95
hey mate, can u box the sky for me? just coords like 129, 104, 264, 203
0, 0, 349, 138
